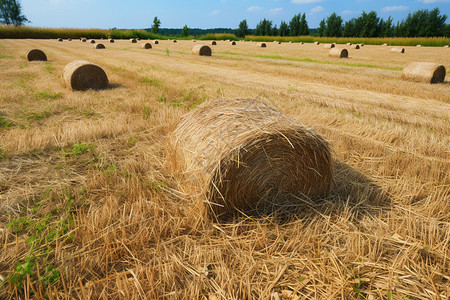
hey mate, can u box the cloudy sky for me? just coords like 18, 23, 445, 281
21, 0, 450, 29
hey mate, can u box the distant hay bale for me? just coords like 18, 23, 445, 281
109, 39, 114, 43
90, 39, 95, 44
63, 60, 108, 91
299, 42, 304, 44
360, 43, 364, 47
346, 42, 352, 45
170, 98, 333, 217
142, 42, 152, 49
130, 38, 137, 43
444, 45, 449, 48
416, 44, 422, 47
401, 62, 446, 84
391, 47, 405, 53
323, 44, 335, 49
329, 48, 348, 58
57, 38, 63, 42
95, 43, 105, 49
381, 43, 388, 46
289, 41, 293, 43
352, 44, 360, 49
153, 40, 159, 44
230, 41, 236, 45
274, 41, 281, 44
211, 41, 217, 45
68, 38, 72, 41
81, 38, 87, 42
27, 49, 47, 61
173, 40, 177, 43
314, 41, 320, 45
256, 42, 266, 47
192, 45, 212, 56
193, 40, 196, 42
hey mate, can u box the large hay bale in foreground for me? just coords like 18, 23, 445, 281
329, 48, 348, 58
95, 43, 105, 49
401, 62, 446, 84
256, 42, 266, 47
391, 47, 405, 53
192, 45, 212, 56
63, 60, 108, 91
170, 98, 333, 218
323, 44, 335, 49
142, 42, 152, 49
27, 49, 47, 61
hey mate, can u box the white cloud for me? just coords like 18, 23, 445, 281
247, 6, 262, 12
341, 10, 361, 15
381, 6, 408, 13
269, 8, 283, 14
209, 10, 220, 16
419, 0, 450, 3
311, 6, 324, 13
291, 0, 323, 4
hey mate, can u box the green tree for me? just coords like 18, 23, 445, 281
343, 19, 356, 37
271, 25, 279, 36
325, 13, 342, 37
279, 21, 289, 36
255, 19, 272, 36
0, 0, 28, 26
318, 19, 326, 37
235, 19, 249, 38
300, 13, 309, 35
289, 13, 301, 36
360, 11, 381, 37
151, 16, 161, 34
181, 25, 189, 37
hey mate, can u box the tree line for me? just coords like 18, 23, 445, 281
236, 8, 449, 38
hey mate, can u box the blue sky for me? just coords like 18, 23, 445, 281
21, 0, 450, 29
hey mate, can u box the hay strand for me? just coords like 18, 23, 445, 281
192, 45, 212, 56
401, 62, 446, 84
26, 49, 47, 61
170, 98, 333, 218
329, 48, 348, 58
63, 60, 108, 91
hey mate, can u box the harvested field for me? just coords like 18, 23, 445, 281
0, 39, 449, 299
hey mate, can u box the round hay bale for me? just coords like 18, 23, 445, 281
81, 38, 87, 42
230, 41, 236, 45
444, 45, 449, 48
256, 42, 266, 48
193, 40, 196, 42
109, 39, 115, 43
401, 62, 446, 84
381, 43, 388, 46
90, 39, 95, 44
27, 49, 47, 61
173, 40, 177, 43
192, 44, 212, 56
323, 43, 335, 49
289, 41, 293, 43
329, 48, 348, 58
142, 42, 152, 49
314, 41, 320, 45
211, 41, 217, 45
352, 44, 360, 49
391, 47, 405, 53
95, 43, 105, 49
416, 44, 422, 47
170, 98, 333, 218
360, 43, 364, 47
130, 38, 137, 43
68, 38, 72, 41
153, 40, 159, 44
346, 42, 352, 45
57, 38, 63, 42
63, 60, 108, 91
299, 42, 304, 45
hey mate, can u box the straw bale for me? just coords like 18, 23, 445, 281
192, 45, 212, 56
256, 42, 267, 48
352, 44, 360, 49
323, 44, 335, 49
391, 47, 405, 53
314, 41, 320, 45
416, 45, 422, 47
27, 49, 47, 61
230, 41, 236, 45
57, 38, 63, 42
153, 40, 159, 44
63, 60, 108, 91
142, 42, 152, 49
381, 43, 388, 46
130, 38, 137, 43
170, 98, 333, 218
173, 40, 177, 43
68, 38, 72, 41
401, 62, 446, 84
94, 43, 105, 49
299, 42, 304, 44
444, 45, 449, 48
328, 48, 348, 58
90, 39, 95, 44
211, 41, 217, 45
346, 43, 352, 45
109, 39, 114, 43
81, 38, 87, 42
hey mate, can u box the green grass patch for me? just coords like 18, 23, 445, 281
218, 51, 402, 71
45, 63, 54, 72
35, 91, 63, 99
0, 116, 13, 128
172, 50, 186, 54
141, 77, 162, 87
0, 54, 12, 59
66, 142, 95, 156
